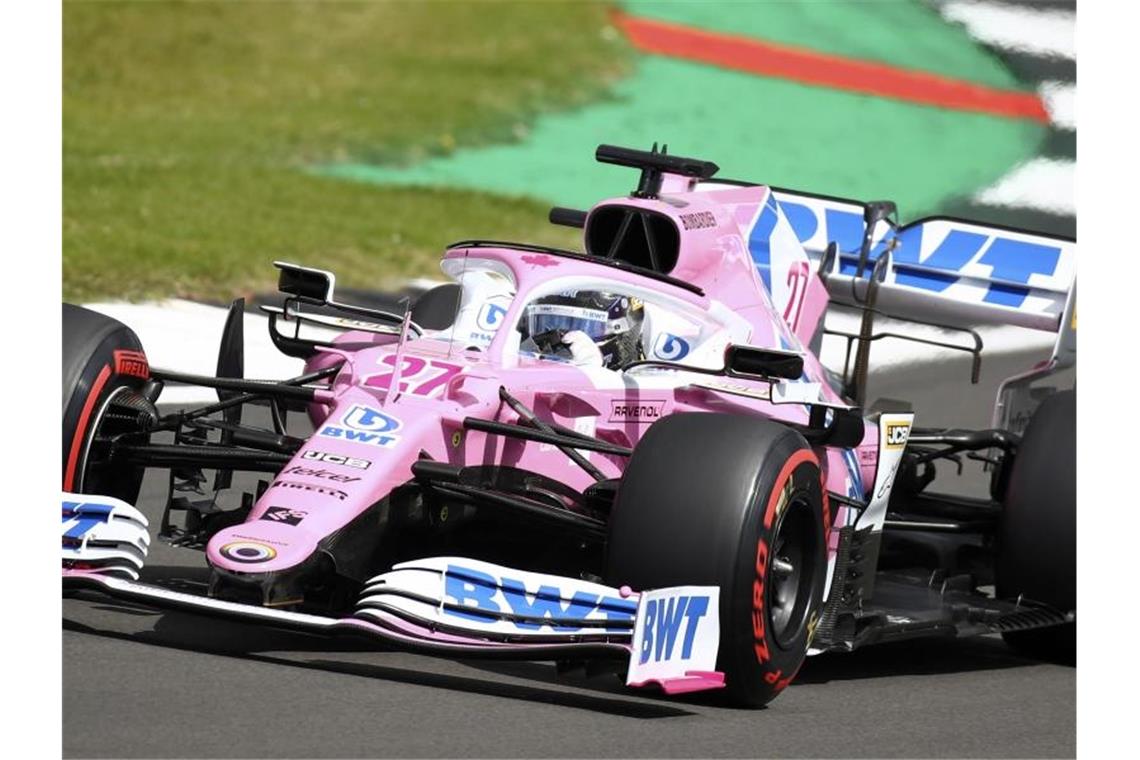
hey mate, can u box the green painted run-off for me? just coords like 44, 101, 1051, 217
320, 0, 1044, 218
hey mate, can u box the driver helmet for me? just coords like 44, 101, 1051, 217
523, 291, 644, 370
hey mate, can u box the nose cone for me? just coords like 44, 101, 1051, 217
206, 519, 321, 574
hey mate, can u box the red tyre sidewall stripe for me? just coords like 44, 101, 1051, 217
753, 447, 820, 668
63, 364, 112, 491
762, 449, 819, 531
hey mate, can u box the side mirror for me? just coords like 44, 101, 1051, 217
724, 345, 804, 380
275, 261, 336, 305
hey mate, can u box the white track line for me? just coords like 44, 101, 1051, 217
974, 158, 1075, 216
940, 1, 1076, 59
1039, 81, 1076, 131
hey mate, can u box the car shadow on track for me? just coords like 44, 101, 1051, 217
65, 564, 1064, 719
63, 599, 695, 720
456, 635, 1060, 712
794, 636, 1061, 685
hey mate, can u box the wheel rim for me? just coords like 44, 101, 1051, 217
76, 386, 148, 499
767, 495, 820, 649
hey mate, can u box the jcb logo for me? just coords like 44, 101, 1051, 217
885, 423, 910, 449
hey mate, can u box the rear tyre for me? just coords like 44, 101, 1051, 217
607, 413, 828, 707
996, 389, 1075, 662
410, 283, 461, 330
62, 304, 151, 504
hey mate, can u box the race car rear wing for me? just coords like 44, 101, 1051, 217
763, 187, 1077, 407
764, 188, 1077, 335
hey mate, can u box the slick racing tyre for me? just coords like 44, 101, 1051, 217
996, 389, 1076, 662
62, 304, 153, 504
607, 413, 828, 707
410, 283, 461, 330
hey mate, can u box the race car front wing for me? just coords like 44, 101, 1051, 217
63, 556, 726, 696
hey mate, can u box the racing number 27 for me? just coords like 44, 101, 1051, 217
783, 261, 810, 332
364, 356, 463, 396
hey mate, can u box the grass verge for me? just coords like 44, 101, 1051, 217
64, 0, 630, 302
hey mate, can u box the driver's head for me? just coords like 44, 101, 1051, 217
523, 291, 644, 369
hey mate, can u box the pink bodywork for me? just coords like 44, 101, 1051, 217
205, 180, 881, 578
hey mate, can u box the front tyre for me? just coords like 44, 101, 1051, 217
606, 413, 828, 707
62, 304, 152, 503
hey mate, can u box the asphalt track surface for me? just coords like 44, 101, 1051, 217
63, 343, 1075, 758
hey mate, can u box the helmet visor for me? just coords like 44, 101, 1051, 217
526, 304, 608, 340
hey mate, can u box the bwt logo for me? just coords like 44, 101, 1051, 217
62, 500, 114, 542
476, 300, 509, 332
317, 404, 402, 448
443, 564, 636, 632
653, 332, 691, 361
639, 594, 711, 665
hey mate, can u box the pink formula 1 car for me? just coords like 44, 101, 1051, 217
62, 145, 1076, 707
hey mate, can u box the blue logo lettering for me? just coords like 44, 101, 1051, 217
342, 403, 401, 432
777, 201, 819, 243
476, 301, 509, 332
653, 332, 690, 361
747, 196, 781, 292
653, 596, 687, 662
343, 404, 401, 433
444, 565, 502, 622
62, 500, 115, 540
640, 594, 712, 664
501, 580, 600, 632
978, 238, 1061, 307
889, 227, 984, 292
442, 564, 637, 632
317, 425, 398, 448
789, 207, 1066, 307
679, 596, 709, 659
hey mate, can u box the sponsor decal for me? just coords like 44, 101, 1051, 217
364, 357, 464, 397
768, 198, 1070, 310
520, 253, 559, 268
696, 379, 772, 401
468, 298, 512, 346
443, 564, 637, 632
317, 404, 402, 449
608, 399, 666, 423
301, 450, 371, 470
269, 480, 348, 501
219, 540, 277, 564
806, 610, 820, 646
260, 507, 307, 526
875, 457, 903, 500
678, 210, 717, 230
113, 349, 149, 379
753, 452, 815, 665
842, 448, 865, 499
636, 593, 711, 664
854, 412, 915, 535
626, 585, 721, 687
61, 500, 114, 543
281, 465, 360, 483
343, 404, 401, 432
476, 300, 509, 332
884, 422, 911, 450
652, 332, 691, 361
